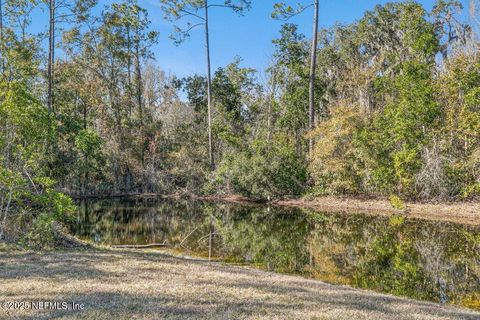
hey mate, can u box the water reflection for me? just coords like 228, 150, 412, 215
72, 198, 480, 310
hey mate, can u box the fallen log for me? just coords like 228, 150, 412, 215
111, 242, 168, 249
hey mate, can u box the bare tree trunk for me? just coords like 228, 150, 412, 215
308, 0, 319, 156
0, 0, 4, 75
267, 71, 277, 144
0, 188, 12, 241
127, 25, 133, 117
48, 0, 55, 114
208, 218, 213, 261
127, 25, 132, 89
205, 0, 214, 170
135, 43, 143, 125
208, 231, 212, 260
135, 38, 145, 169
83, 102, 87, 130
267, 95, 272, 144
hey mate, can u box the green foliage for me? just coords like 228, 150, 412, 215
37, 186, 76, 223
351, 218, 428, 300
389, 195, 406, 210
26, 190, 76, 249
363, 60, 441, 197
27, 214, 57, 249
74, 129, 105, 183
310, 2, 480, 199
1, 0, 480, 231
213, 136, 307, 199
309, 106, 365, 195
75, 129, 103, 156
0, 79, 75, 246
28, 186, 75, 239
437, 52, 480, 199
272, 24, 311, 137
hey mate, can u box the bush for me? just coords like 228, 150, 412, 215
25, 187, 76, 249
213, 136, 307, 200
27, 213, 57, 249
389, 195, 406, 210
309, 106, 365, 195
0, 172, 76, 248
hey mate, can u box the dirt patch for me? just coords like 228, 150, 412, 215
0, 249, 479, 320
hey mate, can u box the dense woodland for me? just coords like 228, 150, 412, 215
1, 0, 480, 243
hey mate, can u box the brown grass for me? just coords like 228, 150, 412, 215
1, 249, 479, 319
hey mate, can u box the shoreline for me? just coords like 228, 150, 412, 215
274, 196, 480, 226
70, 193, 480, 226
192, 195, 480, 226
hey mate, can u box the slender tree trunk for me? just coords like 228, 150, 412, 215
308, 0, 319, 156
208, 230, 212, 260
127, 26, 132, 88
0, 188, 12, 240
83, 103, 87, 130
82, 103, 87, 196
48, 0, 55, 114
205, 0, 214, 170
0, 0, 4, 75
208, 217, 213, 261
127, 25, 132, 117
135, 38, 145, 168
267, 71, 277, 144
267, 95, 272, 144
81, 153, 88, 196
135, 43, 143, 125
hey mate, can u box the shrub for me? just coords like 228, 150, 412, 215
213, 136, 307, 200
389, 195, 406, 210
309, 106, 365, 195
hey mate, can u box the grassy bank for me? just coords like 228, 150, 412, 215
0, 248, 479, 320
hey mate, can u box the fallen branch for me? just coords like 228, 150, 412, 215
179, 226, 199, 248
197, 232, 219, 244
111, 241, 168, 249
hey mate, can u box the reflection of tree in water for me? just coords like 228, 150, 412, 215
74, 199, 208, 246
72, 200, 479, 309
213, 205, 310, 272
307, 212, 480, 308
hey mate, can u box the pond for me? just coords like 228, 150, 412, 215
71, 198, 480, 310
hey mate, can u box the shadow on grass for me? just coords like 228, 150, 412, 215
0, 249, 479, 320
193, 278, 480, 320
8, 289, 480, 320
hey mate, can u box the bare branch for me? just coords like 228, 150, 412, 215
272, 2, 314, 21
178, 8, 206, 21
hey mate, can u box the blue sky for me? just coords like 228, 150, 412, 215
30, 0, 472, 77
144, 0, 440, 77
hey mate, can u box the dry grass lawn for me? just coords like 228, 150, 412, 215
1, 249, 479, 320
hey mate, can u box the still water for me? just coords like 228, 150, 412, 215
72, 198, 480, 310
